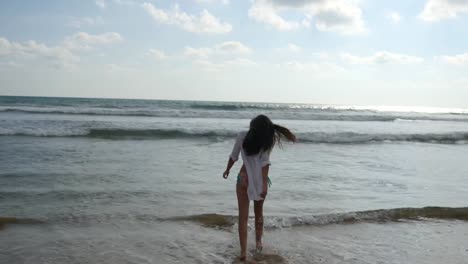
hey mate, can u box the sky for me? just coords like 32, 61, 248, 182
0, 0, 468, 107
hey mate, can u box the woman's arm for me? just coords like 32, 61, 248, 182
223, 158, 236, 179
223, 133, 243, 179
260, 165, 270, 199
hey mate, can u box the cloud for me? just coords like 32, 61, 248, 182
67, 16, 104, 28
113, 0, 139, 5
215, 41, 251, 54
0, 38, 11, 56
419, 0, 468, 22
248, 0, 366, 35
195, 0, 230, 5
183, 42, 254, 71
342, 51, 424, 65
268, 0, 321, 7
248, 1, 303, 31
148, 49, 167, 60
312, 1, 366, 35
96, 0, 140, 8
287, 43, 302, 52
281, 61, 342, 73
63, 32, 123, 50
436, 53, 468, 65
386, 11, 402, 24
0, 32, 123, 68
275, 43, 304, 53
184, 41, 251, 58
193, 58, 257, 71
96, 0, 106, 8
184, 47, 212, 58
142, 2, 232, 34
0, 37, 79, 68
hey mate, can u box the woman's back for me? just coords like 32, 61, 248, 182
230, 131, 271, 201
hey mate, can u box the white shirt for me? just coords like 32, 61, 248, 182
229, 131, 271, 201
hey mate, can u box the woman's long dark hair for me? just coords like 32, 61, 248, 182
243, 115, 296, 156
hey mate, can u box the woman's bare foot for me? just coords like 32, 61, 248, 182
255, 239, 263, 254
239, 248, 247, 262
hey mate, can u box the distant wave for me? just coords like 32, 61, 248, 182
86, 130, 468, 144
2, 102, 338, 112
297, 132, 468, 144
87, 128, 237, 139
189, 103, 270, 111
2, 96, 468, 116
2, 128, 468, 144
0, 107, 158, 117
168, 207, 468, 229
0, 189, 157, 201
2, 106, 468, 122
188, 102, 312, 111
0, 128, 237, 140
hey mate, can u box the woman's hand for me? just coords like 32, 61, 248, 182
222, 169, 230, 179
260, 184, 268, 199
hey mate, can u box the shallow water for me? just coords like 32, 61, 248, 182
2, 219, 467, 264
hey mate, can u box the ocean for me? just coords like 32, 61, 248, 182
1, 96, 467, 264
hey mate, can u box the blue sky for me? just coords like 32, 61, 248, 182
1, 0, 468, 107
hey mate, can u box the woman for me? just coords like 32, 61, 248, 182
222, 115, 296, 261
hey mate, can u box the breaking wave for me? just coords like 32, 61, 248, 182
3, 207, 467, 231
2, 106, 468, 122
168, 207, 468, 229
2, 128, 468, 144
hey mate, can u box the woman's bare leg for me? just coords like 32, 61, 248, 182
236, 176, 249, 260
254, 199, 264, 250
